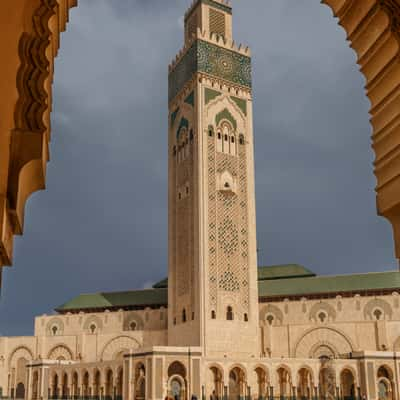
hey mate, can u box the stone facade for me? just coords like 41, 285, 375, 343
0, 287, 400, 400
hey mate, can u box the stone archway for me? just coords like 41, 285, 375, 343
1, 0, 400, 278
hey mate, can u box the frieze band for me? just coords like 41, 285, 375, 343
168, 39, 252, 102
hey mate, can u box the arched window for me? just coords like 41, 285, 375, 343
52, 326, 58, 336
208, 129, 214, 137
173, 318, 176, 325
173, 146, 177, 156
129, 321, 137, 331
192, 312, 195, 320
227, 306, 234, 321
318, 312, 327, 323
266, 315, 274, 326
89, 324, 97, 334
182, 309, 187, 323
224, 134, 228, 141
231, 136, 235, 143
190, 129, 194, 141
218, 132, 221, 139
373, 309, 383, 320
211, 310, 216, 319
239, 135, 245, 145
244, 313, 248, 322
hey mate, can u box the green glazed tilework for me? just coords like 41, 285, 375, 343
205, 88, 221, 104
170, 108, 180, 127
177, 117, 189, 139
185, 91, 195, 107
169, 40, 252, 102
231, 96, 247, 116
185, 0, 232, 21
216, 108, 237, 130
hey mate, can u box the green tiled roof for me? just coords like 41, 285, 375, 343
56, 265, 400, 312
258, 271, 400, 299
152, 278, 168, 289
56, 288, 167, 312
257, 264, 315, 281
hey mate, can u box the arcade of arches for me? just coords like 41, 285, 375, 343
1, 1, 400, 400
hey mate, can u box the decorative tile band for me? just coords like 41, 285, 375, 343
168, 39, 252, 102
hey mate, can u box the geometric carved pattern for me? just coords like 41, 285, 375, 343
83, 315, 103, 332
363, 298, 393, 320
259, 304, 284, 325
100, 336, 140, 361
294, 327, 354, 358
47, 345, 73, 361
169, 40, 251, 101
309, 302, 337, 323
208, 116, 249, 313
176, 136, 193, 297
46, 317, 65, 336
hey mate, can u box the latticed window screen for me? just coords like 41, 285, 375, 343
209, 9, 226, 37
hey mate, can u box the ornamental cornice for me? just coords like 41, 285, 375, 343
14, 0, 57, 133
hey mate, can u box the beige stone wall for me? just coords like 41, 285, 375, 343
259, 292, 400, 358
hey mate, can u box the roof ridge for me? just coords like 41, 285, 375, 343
304, 270, 399, 279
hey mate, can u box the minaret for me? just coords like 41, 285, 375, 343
168, 0, 259, 358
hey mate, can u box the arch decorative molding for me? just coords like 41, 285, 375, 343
47, 344, 73, 360
259, 304, 284, 325
100, 336, 140, 361
364, 298, 393, 320
8, 346, 34, 367
293, 326, 355, 358
1, 0, 400, 282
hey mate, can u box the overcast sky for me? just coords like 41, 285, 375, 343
0, 0, 398, 336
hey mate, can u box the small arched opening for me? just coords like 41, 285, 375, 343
208, 366, 224, 400
277, 367, 292, 400
228, 367, 246, 400
135, 363, 146, 400
340, 369, 355, 400
254, 367, 268, 400
168, 361, 187, 400
105, 369, 114, 400
377, 366, 395, 400
297, 367, 313, 400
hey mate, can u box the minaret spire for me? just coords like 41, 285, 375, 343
168, 1, 258, 358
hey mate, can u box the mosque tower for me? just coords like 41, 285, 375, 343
168, 0, 259, 358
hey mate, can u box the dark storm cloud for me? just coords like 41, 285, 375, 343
0, 0, 397, 336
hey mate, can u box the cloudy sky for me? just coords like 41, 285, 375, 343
0, 0, 398, 336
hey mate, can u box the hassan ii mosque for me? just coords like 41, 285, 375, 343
0, 1, 400, 400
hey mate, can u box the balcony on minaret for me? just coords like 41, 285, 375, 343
184, 0, 233, 44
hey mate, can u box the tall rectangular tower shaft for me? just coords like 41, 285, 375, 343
168, 0, 259, 358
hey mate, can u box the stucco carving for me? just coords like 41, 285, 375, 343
123, 312, 144, 331
259, 304, 283, 325
47, 344, 73, 360
100, 336, 140, 361
83, 315, 103, 332
363, 298, 393, 320
309, 302, 337, 323
293, 327, 354, 358
46, 317, 65, 336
